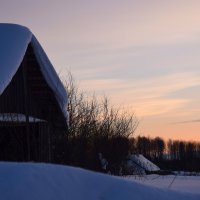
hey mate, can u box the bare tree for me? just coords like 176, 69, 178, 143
64, 72, 139, 173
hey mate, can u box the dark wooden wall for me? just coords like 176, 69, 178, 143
0, 121, 51, 162
0, 44, 67, 129
0, 43, 68, 162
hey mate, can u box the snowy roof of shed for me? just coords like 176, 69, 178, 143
0, 23, 68, 119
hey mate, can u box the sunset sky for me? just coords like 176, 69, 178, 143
1, 0, 200, 141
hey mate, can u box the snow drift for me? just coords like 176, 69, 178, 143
0, 162, 199, 200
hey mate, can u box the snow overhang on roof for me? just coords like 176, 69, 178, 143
0, 113, 46, 123
0, 23, 68, 119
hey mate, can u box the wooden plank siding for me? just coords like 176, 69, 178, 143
0, 43, 68, 162
0, 121, 51, 162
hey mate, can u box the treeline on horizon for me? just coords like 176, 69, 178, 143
130, 136, 200, 172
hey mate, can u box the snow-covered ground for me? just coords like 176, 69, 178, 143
126, 174, 200, 194
0, 162, 199, 200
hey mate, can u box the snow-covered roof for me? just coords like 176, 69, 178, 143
128, 154, 160, 172
0, 113, 46, 123
0, 23, 68, 119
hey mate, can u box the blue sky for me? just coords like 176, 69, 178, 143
1, 0, 200, 140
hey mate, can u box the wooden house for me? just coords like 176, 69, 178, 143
0, 24, 68, 162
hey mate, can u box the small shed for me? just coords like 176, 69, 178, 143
0, 24, 68, 162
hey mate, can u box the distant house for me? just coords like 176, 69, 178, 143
0, 24, 68, 162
